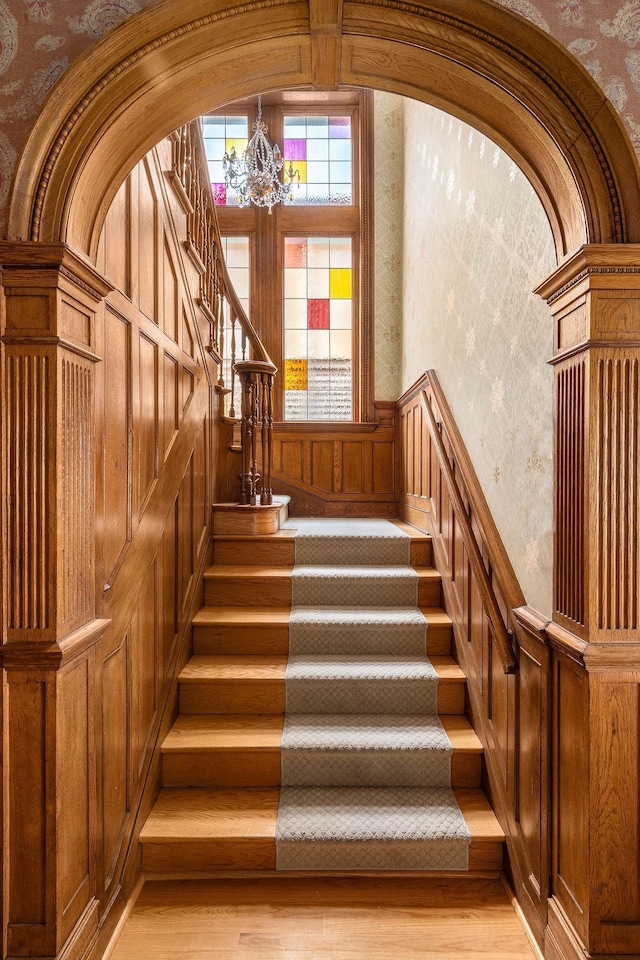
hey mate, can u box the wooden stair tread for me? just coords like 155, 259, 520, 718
194, 607, 289, 623
205, 565, 294, 578
180, 654, 464, 683
192, 605, 450, 628
162, 713, 481, 754
141, 787, 503, 843
204, 564, 439, 578
163, 715, 284, 751
180, 656, 288, 681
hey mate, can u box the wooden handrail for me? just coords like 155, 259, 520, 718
168, 120, 276, 504
419, 386, 518, 674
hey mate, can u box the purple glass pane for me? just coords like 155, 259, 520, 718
284, 139, 307, 161
329, 117, 350, 138
212, 183, 227, 205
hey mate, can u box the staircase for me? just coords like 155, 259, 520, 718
140, 503, 504, 876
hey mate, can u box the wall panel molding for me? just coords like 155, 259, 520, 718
1, 138, 217, 960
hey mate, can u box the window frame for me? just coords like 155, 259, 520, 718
209, 89, 374, 422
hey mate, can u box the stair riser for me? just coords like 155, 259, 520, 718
163, 752, 281, 788
193, 618, 451, 657
161, 750, 481, 789
179, 681, 464, 715
180, 683, 285, 714
213, 539, 433, 568
205, 578, 291, 606
193, 625, 290, 656
214, 540, 295, 566
140, 838, 502, 876
142, 840, 276, 874
204, 578, 441, 607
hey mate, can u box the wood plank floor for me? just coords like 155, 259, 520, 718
109, 877, 539, 960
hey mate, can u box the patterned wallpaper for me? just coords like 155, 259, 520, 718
374, 92, 404, 402
2, 0, 640, 235
399, 97, 557, 616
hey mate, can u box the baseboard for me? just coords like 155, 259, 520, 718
99, 876, 145, 960
545, 898, 590, 960
501, 876, 545, 960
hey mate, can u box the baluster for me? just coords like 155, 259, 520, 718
239, 372, 251, 504
260, 372, 274, 505
249, 375, 260, 505
229, 314, 237, 418
217, 293, 225, 389
242, 330, 247, 361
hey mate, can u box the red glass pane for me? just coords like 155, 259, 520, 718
308, 299, 330, 329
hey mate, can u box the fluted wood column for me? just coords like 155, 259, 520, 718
1, 243, 112, 960
536, 245, 640, 960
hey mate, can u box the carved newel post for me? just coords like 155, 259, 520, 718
0, 243, 112, 959
536, 245, 640, 960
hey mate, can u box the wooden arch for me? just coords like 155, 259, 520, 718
7, 0, 640, 261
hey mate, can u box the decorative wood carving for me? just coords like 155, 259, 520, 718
536, 245, 640, 644
8, 0, 640, 261
554, 356, 586, 633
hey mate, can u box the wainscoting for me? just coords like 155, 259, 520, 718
270, 403, 398, 516
398, 369, 640, 960
399, 372, 550, 948
1, 138, 218, 959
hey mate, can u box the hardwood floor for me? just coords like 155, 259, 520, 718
109, 877, 539, 960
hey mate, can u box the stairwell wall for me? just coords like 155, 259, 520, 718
398, 97, 557, 617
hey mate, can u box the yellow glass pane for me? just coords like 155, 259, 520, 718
285, 358, 308, 390
226, 137, 247, 155
329, 268, 352, 299
290, 160, 307, 184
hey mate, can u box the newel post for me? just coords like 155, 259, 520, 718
0, 243, 112, 960
235, 359, 276, 506
536, 245, 640, 960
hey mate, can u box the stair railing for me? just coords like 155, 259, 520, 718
420, 377, 518, 675
169, 121, 276, 505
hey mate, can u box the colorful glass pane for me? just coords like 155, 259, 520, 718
202, 115, 248, 206
283, 236, 352, 421
282, 114, 352, 205
308, 300, 330, 329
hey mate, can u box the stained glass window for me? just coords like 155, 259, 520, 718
221, 236, 250, 414
283, 116, 352, 205
283, 237, 353, 420
202, 116, 248, 205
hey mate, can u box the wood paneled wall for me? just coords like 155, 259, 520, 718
1, 139, 216, 960
401, 324, 640, 960
271, 403, 398, 516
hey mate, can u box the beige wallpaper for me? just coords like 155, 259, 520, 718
373, 92, 404, 402
398, 97, 557, 617
2, 0, 640, 235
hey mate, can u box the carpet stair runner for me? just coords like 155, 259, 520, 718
140, 508, 505, 876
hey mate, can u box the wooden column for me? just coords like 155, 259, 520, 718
536, 245, 640, 960
1, 243, 112, 960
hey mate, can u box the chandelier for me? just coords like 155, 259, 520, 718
223, 96, 299, 211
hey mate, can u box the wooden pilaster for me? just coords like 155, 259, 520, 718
536, 245, 640, 960
1, 243, 112, 960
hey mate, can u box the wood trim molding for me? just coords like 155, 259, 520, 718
8, 0, 640, 258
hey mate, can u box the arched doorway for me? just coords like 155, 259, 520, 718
7, 0, 640, 259
3, 4, 640, 960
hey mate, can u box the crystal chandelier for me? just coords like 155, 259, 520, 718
223, 96, 299, 211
